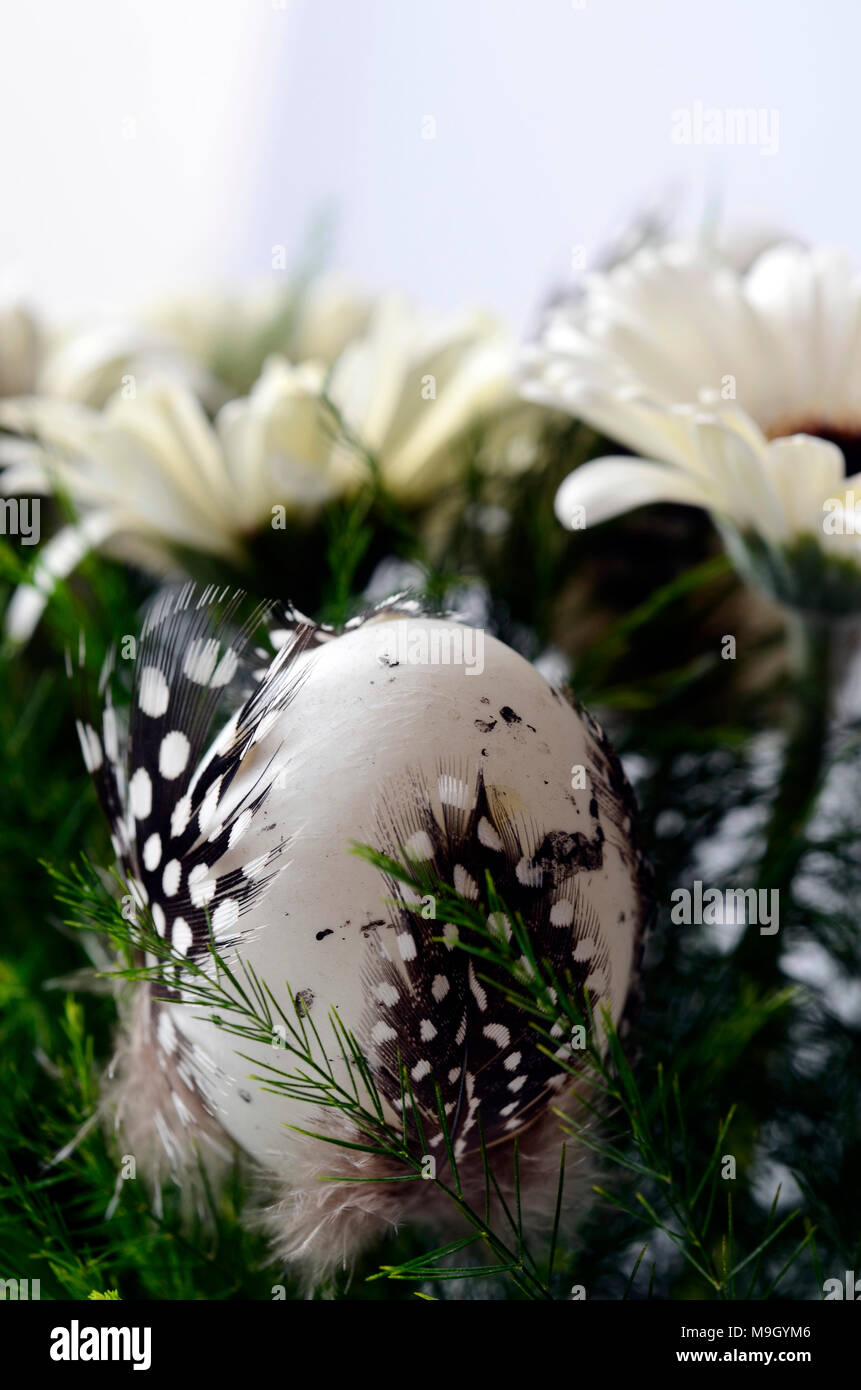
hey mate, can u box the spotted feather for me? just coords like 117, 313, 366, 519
75, 584, 319, 970
360, 763, 611, 1158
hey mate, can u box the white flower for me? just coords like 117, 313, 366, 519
321, 295, 519, 505
0, 362, 336, 640
0, 292, 217, 410
36, 321, 218, 411
0, 273, 371, 411
521, 242, 861, 610
0, 291, 543, 640
148, 272, 372, 396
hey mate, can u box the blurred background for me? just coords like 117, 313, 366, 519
1, 0, 857, 324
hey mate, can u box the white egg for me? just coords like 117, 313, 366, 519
85, 588, 650, 1275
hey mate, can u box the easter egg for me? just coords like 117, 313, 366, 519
80, 586, 650, 1276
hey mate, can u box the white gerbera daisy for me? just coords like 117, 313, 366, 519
521, 242, 861, 611
321, 295, 518, 505
0, 361, 335, 641
0, 293, 537, 638
148, 271, 372, 397
0, 272, 371, 412
36, 321, 219, 411
0, 288, 216, 409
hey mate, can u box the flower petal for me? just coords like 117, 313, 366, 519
554, 456, 716, 530
762, 433, 847, 538
4, 512, 119, 644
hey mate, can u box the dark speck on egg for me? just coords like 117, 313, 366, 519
360, 918, 386, 937
294, 988, 315, 1017
499, 706, 521, 725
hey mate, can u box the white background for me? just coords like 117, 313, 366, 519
1, 0, 857, 329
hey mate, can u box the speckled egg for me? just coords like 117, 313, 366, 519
81, 586, 650, 1277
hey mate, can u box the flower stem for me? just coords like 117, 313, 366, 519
734, 612, 833, 978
